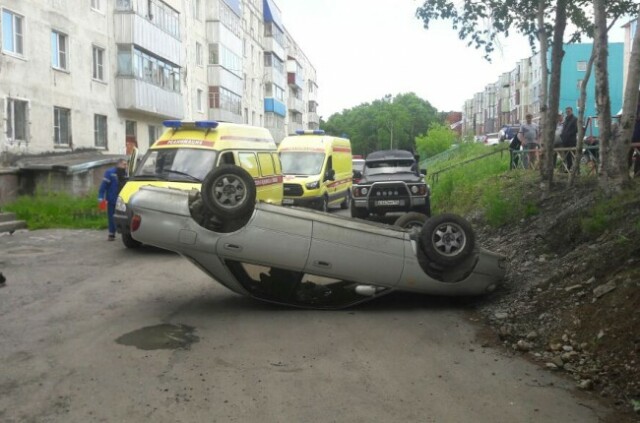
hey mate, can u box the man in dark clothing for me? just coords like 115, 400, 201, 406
561, 106, 578, 170
98, 159, 128, 241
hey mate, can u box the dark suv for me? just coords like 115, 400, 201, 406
350, 150, 431, 219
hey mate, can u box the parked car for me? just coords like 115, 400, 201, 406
498, 125, 521, 143
127, 166, 507, 309
350, 150, 431, 220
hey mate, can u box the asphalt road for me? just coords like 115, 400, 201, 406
0, 226, 612, 422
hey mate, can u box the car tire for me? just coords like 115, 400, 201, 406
424, 197, 432, 217
419, 213, 475, 267
350, 200, 368, 219
394, 212, 427, 230
201, 165, 256, 220
122, 232, 142, 249
340, 190, 350, 210
321, 195, 329, 212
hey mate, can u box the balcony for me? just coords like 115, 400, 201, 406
116, 77, 183, 119
207, 65, 242, 95
263, 37, 285, 62
286, 59, 304, 89
114, 12, 181, 65
263, 67, 286, 88
264, 98, 286, 117
287, 96, 304, 113
308, 112, 319, 125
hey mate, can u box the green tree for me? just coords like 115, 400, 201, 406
322, 93, 440, 156
415, 122, 457, 158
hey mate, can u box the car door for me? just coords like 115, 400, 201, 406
304, 219, 405, 287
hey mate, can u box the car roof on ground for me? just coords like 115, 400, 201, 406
365, 150, 415, 161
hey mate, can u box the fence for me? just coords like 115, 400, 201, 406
428, 143, 640, 185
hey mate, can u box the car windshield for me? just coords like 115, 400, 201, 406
364, 159, 416, 176
280, 152, 326, 175
133, 148, 216, 182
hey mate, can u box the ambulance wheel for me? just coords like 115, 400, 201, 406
340, 190, 350, 210
202, 165, 256, 220
321, 195, 329, 212
419, 213, 475, 267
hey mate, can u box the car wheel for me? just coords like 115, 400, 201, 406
122, 232, 141, 249
321, 195, 329, 212
424, 197, 432, 217
340, 190, 350, 210
394, 212, 427, 230
419, 213, 475, 267
201, 165, 256, 220
350, 200, 368, 219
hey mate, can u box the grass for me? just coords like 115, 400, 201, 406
3, 190, 107, 230
427, 142, 538, 226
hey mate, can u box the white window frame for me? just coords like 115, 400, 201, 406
53, 107, 72, 146
51, 30, 69, 71
94, 114, 107, 148
5, 97, 29, 144
2, 9, 24, 56
196, 42, 203, 66
197, 89, 204, 112
91, 0, 102, 12
194, 0, 201, 20
92, 45, 105, 81
577, 61, 587, 72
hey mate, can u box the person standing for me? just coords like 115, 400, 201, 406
560, 106, 578, 170
517, 113, 540, 169
98, 159, 127, 241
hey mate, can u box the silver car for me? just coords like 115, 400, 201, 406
128, 166, 506, 309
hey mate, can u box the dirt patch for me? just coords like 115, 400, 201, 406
469, 175, 640, 420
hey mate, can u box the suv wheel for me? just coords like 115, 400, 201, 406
350, 200, 368, 219
419, 213, 475, 267
394, 212, 427, 230
202, 165, 256, 220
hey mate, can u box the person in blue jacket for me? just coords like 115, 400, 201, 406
98, 159, 127, 241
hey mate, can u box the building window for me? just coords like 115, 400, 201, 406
51, 30, 68, 70
2, 9, 24, 56
91, 0, 102, 11
577, 61, 587, 72
196, 42, 203, 66
197, 89, 204, 112
117, 46, 181, 93
53, 107, 71, 146
93, 46, 105, 81
148, 125, 161, 147
6, 98, 28, 144
193, 0, 201, 20
94, 114, 107, 148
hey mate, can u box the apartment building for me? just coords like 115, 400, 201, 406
0, 0, 319, 157
464, 42, 624, 137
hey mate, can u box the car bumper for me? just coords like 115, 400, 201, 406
282, 196, 324, 209
352, 197, 428, 211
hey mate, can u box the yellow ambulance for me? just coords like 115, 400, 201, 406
114, 120, 283, 248
278, 130, 352, 211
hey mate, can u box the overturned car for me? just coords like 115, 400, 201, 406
128, 166, 506, 309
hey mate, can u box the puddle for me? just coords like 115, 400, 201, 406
116, 323, 199, 351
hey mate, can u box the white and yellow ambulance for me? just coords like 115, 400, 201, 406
278, 130, 352, 211
114, 120, 282, 248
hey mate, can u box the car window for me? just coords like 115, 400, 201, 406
257, 152, 276, 176
135, 148, 216, 181
238, 152, 260, 177
364, 159, 415, 175
280, 152, 326, 175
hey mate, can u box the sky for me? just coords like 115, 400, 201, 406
273, 0, 628, 119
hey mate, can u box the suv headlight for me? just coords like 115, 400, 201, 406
115, 196, 127, 213
305, 180, 320, 189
